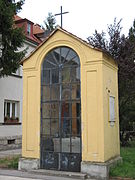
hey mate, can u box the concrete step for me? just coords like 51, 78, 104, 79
30, 169, 88, 179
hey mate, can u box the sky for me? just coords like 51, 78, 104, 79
18, 0, 135, 40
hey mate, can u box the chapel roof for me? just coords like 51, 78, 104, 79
20, 26, 113, 64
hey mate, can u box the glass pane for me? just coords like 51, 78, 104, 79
61, 103, 70, 118
70, 56, 80, 66
72, 84, 80, 99
61, 103, 71, 137
71, 137, 81, 153
65, 50, 78, 65
52, 69, 59, 84
42, 70, 50, 85
61, 47, 70, 64
42, 86, 50, 101
65, 57, 80, 66
12, 103, 15, 118
51, 85, 59, 100
72, 102, 81, 118
71, 67, 80, 82
51, 119, 59, 137
61, 118, 71, 137
4, 102, 6, 116
42, 137, 54, 151
50, 103, 59, 118
42, 103, 50, 118
72, 118, 81, 136
62, 137, 70, 152
62, 67, 70, 83
43, 54, 57, 68
53, 137, 60, 152
46, 60, 55, 68
7, 102, 10, 117
62, 84, 71, 100
53, 49, 60, 64
42, 119, 50, 135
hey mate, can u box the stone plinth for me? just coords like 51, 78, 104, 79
81, 156, 122, 180
18, 158, 40, 171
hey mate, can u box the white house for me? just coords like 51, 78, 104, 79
0, 15, 44, 150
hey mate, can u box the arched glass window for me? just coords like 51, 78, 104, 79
41, 46, 81, 172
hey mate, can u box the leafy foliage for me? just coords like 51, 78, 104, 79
44, 12, 56, 31
0, 0, 26, 76
88, 18, 135, 146
88, 18, 124, 59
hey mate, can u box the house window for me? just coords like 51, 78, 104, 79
4, 100, 19, 123
7, 102, 10, 117
12, 103, 15, 117
27, 23, 31, 35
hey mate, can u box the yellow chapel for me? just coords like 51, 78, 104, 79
19, 27, 121, 180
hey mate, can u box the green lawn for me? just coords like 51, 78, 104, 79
110, 142, 135, 179
0, 155, 20, 169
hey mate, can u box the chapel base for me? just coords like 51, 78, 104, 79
18, 158, 40, 171
18, 156, 122, 180
81, 156, 122, 180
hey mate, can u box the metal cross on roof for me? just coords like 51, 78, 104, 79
55, 6, 69, 28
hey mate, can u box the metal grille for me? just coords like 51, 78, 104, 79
41, 46, 81, 172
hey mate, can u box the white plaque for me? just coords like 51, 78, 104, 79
109, 96, 115, 121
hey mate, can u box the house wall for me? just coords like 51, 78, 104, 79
22, 29, 120, 163
0, 72, 23, 149
0, 40, 36, 145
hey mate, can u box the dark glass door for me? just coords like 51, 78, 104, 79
41, 46, 81, 172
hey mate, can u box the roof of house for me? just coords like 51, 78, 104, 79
14, 15, 22, 21
33, 24, 44, 35
14, 15, 34, 25
25, 34, 41, 45
21, 26, 111, 64
14, 15, 44, 45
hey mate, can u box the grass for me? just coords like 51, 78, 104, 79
110, 141, 135, 179
0, 155, 20, 169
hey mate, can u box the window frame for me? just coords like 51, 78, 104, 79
4, 100, 19, 124
27, 23, 31, 35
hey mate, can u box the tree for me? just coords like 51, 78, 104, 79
88, 18, 135, 146
44, 12, 57, 31
0, 0, 26, 76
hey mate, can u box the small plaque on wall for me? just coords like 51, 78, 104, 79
109, 96, 115, 123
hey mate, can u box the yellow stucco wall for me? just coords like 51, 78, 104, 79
102, 54, 120, 161
22, 28, 120, 162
